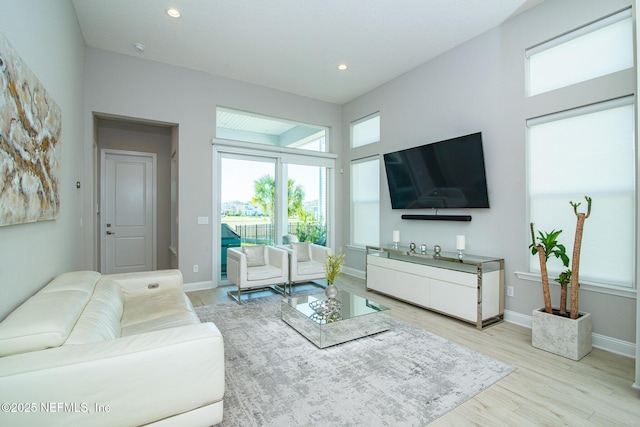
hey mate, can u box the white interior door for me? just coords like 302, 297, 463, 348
101, 150, 156, 274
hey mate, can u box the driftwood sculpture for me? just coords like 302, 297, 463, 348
569, 196, 592, 319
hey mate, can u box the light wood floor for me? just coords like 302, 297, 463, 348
187, 274, 640, 426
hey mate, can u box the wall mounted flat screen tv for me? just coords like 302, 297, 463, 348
383, 132, 490, 209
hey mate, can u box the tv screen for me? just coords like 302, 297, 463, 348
383, 132, 490, 209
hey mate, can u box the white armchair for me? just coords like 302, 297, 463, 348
280, 239, 332, 294
226, 245, 289, 303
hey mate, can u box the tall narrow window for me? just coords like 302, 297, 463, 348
351, 113, 380, 148
526, 8, 633, 96
351, 157, 380, 247
527, 97, 635, 288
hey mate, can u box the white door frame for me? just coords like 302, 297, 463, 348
212, 139, 336, 286
100, 148, 158, 273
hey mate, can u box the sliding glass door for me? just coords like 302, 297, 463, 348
220, 155, 276, 279
282, 163, 327, 246
215, 147, 334, 284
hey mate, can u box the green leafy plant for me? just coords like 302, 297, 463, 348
295, 210, 326, 245
529, 196, 592, 319
324, 249, 345, 285
529, 226, 569, 314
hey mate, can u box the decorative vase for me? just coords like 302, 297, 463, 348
531, 308, 592, 361
325, 283, 338, 299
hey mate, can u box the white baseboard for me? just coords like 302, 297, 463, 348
341, 267, 365, 280
504, 309, 635, 358
184, 280, 214, 292
504, 309, 532, 328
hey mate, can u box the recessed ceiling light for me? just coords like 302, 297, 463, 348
337, 64, 348, 71
133, 43, 145, 53
167, 8, 181, 18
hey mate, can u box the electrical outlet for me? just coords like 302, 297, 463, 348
507, 286, 514, 297
193, 264, 199, 273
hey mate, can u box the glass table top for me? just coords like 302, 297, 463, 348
281, 289, 391, 348
284, 289, 390, 324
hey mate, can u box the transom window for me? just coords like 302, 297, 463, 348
216, 107, 327, 152
526, 8, 633, 96
351, 112, 380, 148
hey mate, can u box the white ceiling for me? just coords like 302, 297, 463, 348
72, 0, 544, 105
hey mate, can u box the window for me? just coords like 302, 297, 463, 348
526, 8, 633, 96
527, 96, 635, 288
351, 113, 380, 148
216, 107, 327, 152
351, 157, 380, 247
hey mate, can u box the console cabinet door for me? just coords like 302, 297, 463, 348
430, 278, 477, 322
367, 257, 430, 307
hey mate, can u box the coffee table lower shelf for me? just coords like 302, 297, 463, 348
281, 290, 390, 348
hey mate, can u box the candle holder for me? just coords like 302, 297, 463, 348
392, 230, 400, 249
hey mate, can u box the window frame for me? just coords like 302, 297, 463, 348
521, 6, 637, 296
525, 7, 633, 97
350, 156, 380, 248
525, 96, 636, 291
350, 112, 381, 149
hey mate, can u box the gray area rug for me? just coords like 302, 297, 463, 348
196, 292, 515, 426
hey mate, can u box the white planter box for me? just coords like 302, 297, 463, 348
531, 308, 592, 361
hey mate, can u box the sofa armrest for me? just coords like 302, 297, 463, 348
0, 323, 224, 427
103, 269, 184, 298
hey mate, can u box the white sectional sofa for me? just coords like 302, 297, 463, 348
0, 269, 224, 427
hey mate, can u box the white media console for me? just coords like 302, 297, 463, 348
365, 246, 504, 329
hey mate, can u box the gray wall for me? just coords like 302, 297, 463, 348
0, 0, 85, 318
81, 47, 344, 286
342, 0, 636, 345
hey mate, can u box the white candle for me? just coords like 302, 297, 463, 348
456, 235, 466, 250
393, 230, 400, 243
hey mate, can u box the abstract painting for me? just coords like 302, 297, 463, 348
0, 31, 62, 226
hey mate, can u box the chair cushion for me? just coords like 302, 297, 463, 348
291, 242, 311, 262
297, 260, 325, 276
243, 245, 266, 267
246, 265, 283, 281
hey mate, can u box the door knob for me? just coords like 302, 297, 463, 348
106, 231, 115, 235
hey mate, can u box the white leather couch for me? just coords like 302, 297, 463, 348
0, 269, 224, 427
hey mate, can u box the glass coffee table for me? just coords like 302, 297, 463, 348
281, 289, 390, 348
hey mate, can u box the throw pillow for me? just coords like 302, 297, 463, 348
284, 234, 299, 244
292, 242, 311, 262
243, 245, 266, 267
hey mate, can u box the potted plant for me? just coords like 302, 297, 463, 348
529, 196, 592, 361
324, 249, 345, 299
